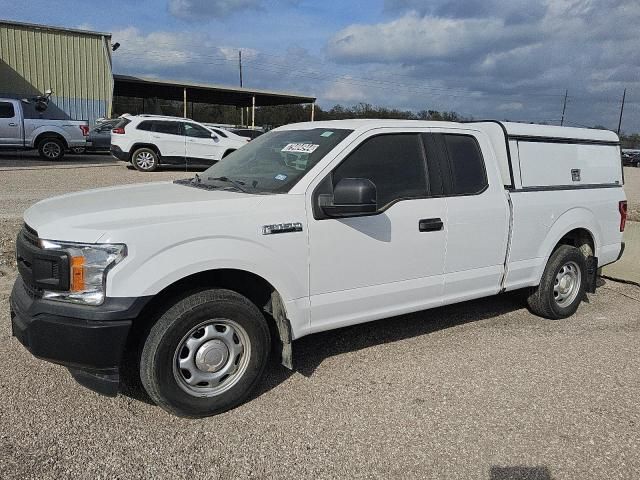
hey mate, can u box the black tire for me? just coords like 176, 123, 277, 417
38, 137, 65, 160
140, 289, 271, 417
527, 245, 587, 319
131, 147, 159, 172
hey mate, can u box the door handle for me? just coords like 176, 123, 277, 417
419, 218, 444, 232
8, 122, 17, 126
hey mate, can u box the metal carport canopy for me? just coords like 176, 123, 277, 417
113, 74, 316, 107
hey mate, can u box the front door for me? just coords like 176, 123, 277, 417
307, 132, 447, 332
184, 122, 222, 165
0, 101, 22, 146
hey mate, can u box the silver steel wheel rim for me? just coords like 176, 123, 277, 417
553, 261, 581, 307
135, 151, 155, 169
42, 141, 61, 159
173, 319, 251, 397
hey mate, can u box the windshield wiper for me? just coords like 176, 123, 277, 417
208, 176, 247, 193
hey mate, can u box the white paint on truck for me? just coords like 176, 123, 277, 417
12, 118, 627, 416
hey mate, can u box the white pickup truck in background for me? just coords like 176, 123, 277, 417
0, 97, 89, 160
10, 119, 627, 417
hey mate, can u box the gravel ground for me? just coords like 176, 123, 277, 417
1, 155, 639, 479
623, 166, 640, 221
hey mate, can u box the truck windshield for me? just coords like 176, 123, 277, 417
197, 128, 353, 193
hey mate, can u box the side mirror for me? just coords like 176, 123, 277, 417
321, 178, 377, 217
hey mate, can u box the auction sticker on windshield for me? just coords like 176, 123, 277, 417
281, 143, 320, 154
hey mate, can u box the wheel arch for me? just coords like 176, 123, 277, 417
130, 268, 295, 369
534, 207, 601, 283
34, 131, 68, 150
129, 143, 161, 161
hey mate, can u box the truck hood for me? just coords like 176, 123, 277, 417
24, 181, 263, 243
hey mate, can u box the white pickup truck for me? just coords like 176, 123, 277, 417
10, 119, 627, 417
0, 98, 89, 160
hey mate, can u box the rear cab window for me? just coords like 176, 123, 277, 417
424, 133, 488, 196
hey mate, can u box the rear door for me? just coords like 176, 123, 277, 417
0, 101, 23, 146
424, 130, 510, 303
184, 122, 222, 165
150, 121, 186, 163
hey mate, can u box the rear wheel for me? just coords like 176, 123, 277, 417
140, 289, 271, 417
38, 137, 65, 160
132, 148, 159, 172
527, 245, 587, 319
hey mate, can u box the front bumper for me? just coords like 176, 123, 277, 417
110, 145, 129, 161
9, 278, 149, 396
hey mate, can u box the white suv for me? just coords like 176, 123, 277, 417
110, 115, 247, 171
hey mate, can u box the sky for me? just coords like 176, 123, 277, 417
2, 0, 640, 132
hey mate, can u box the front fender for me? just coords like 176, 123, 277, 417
107, 236, 307, 307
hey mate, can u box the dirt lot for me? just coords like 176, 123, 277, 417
1, 155, 639, 479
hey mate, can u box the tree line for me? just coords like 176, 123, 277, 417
112, 97, 639, 147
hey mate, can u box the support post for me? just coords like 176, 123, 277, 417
311, 102, 315, 121
183, 87, 187, 118
251, 95, 255, 128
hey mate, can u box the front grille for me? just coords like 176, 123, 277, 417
16, 223, 70, 292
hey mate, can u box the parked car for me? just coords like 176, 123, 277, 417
201, 123, 250, 145
87, 119, 121, 152
0, 97, 88, 160
10, 120, 626, 417
621, 149, 640, 167
109, 115, 247, 171
230, 127, 264, 140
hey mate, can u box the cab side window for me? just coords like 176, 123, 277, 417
423, 133, 488, 196
153, 121, 183, 136
184, 123, 212, 138
443, 134, 488, 195
333, 134, 428, 208
0, 102, 15, 118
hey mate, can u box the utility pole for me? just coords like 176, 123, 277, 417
239, 50, 244, 126
617, 88, 626, 135
560, 89, 568, 126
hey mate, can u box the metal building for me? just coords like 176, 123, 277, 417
0, 20, 113, 125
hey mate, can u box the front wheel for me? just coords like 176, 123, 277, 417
527, 245, 587, 319
140, 289, 271, 417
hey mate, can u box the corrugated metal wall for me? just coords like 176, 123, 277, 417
0, 21, 113, 125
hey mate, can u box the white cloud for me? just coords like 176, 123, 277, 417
322, 80, 368, 103
327, 13, 533, 63
168, 0, 262, 20
497, 102, 524, 111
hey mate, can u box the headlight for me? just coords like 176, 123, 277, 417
40, 240, 127, 305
